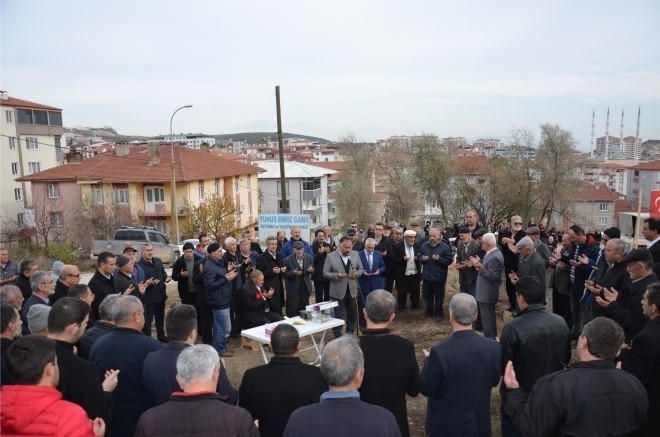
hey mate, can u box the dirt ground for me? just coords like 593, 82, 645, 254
164, 269, 515, 437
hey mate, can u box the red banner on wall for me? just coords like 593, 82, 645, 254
651, 190, 660, 218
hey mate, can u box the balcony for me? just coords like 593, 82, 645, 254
303, 206, 323, 217
302, 188, 322, 202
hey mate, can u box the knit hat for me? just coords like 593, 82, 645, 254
207, 242, 222, 254
250, 269, 264, 279
403, 230, 416, 237
27, 304, 51, 333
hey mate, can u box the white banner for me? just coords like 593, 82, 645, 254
258, 214, 311, 244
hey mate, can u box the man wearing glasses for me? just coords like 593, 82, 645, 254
498, 215, 526, 315
50, 265, 81, 306
21, 271, 56, 327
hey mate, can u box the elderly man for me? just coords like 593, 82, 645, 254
114, 255, 146, 301
0, 285, 24, 335
393, 230, 421, 312
135, 345, 258, 437
281, 226, 314, 259
284, 240, 315, 318
524, 226, 551, 264
584, 237, 630, 321
470, 233, 504, 339
256, 236, 286, 315
596, 248, 656, 344
360, 290, 419, 437
421, 293, 501, 437
50, 264, 81, 306
78, 294, 119, 360
504, 317, 648, 436
283, 335, 401, 437
0, 248, 18, 286
143, 304, 237, 407
621, 282, 660, 437
324, 236, 364, 337
499, 276, 571, 437
418, 227, 453, 321
508, 236, 546, 293
21, 271, 55, 324
240, 324, 327, 437
239, 270, 282, 329
90, 295, 163, 437
455, 226, 480, 297
358, 238, 386, 326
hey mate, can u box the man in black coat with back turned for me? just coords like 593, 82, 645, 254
239, 323, 326, 437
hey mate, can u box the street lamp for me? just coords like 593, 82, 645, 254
170, 104, 193, 244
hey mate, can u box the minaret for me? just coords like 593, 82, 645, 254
604, 108, 610, 162
620, 109, 625, 156
635, 107, 641, 160
590, 110, 595, 157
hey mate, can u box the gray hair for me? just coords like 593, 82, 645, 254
608, 238, 626, 255
449, 293, 478, 325
99, 294, 121, 321
0, 285, 22, 306
511, 215, 522, 222
581, 317, 624, 360
394, 227, 404, 234
364, 238, 376, 248
176, 344, 219, 386
238, 238, 250, 247
266, 236, 277, 244
365, 290, 396, 323
112, 295, 143, 324
224, 237, 236, 247
482, 232, 496, 245
320, 335, 363, 387
30, 271, 50, 291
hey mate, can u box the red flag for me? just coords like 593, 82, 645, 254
651, 190, 660, 218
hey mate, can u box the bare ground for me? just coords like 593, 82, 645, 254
164, 269, 514, 437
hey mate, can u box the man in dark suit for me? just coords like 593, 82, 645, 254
283, 241, 314, 318
311, 229, 333, 303
642, 217, 660, 278
471, 232, 504, 339
420, 293, 501, 437
359, 290, 419, 437
455, 227, 480, 297
621, 282, 660, 437
256, 236, 286, 315
357, 238, 386, 327
137, 244, 171, 342
499, 215, 526, 314
392, 230, 421, 312
239, 324, 326, 437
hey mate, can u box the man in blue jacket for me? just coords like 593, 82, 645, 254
281, 226, 314, 259
203, 242, 238, 358
418, 227, 453, 321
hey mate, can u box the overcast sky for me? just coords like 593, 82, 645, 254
2, 0, 659, 150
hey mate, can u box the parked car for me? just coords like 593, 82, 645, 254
90, 226, 180, 265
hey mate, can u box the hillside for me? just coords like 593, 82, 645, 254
212, 132, 330, 144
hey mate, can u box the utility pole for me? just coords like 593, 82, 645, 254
276, 85, 288, 213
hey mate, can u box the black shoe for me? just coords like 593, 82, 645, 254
158, 336, 170, 343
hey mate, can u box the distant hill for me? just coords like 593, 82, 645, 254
211, 132, 331, 144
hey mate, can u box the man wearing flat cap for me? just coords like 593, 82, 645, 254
596, 248, 656, 343
455, 227, 481, 298
393, 230, 422, 312
508, 237, 547, 297
525, 226, 551, 265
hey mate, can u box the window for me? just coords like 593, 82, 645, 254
34, 110, 48, 125
149, 233, 168, 244
302, 179, 321, 191
50, 212, 62, 227
17, 109, 32, 124
235, 177, 239, 193
247, 177, 251, 189
599, 203, 608, 211
5, 110, 13, 123
48, 183, 60, 198
8, 137, 16, 149
146, 187, 165, 203
198, 182, 205, 200
91, 187, 104, 204
599, 217, 607, 226
276, 181, 290, 196
14, 188, 21, 201
147, 221, 167, 234
248, 202, 253, 215
48, 111, 62, 126
17, 213, 24, 226
114, 188, 129, 204
214, 183, 220, 195
26, 138, 38, 150
11, 163, 18, 175
54, 137, 61, 149
278, 200, 290, 213
27, 162, 40, 174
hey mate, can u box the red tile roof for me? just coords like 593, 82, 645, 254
0, 96, 61, 111
615, 199, 649, 213
628, 160, 660, 170
573, 183, 620, 201
455, 156, 488, 175
312, 161, 354, 171
17, 145, 264, 183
